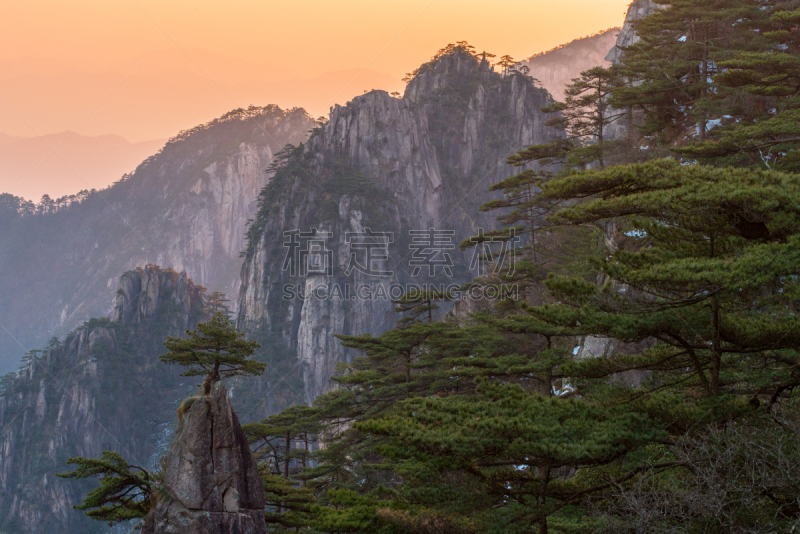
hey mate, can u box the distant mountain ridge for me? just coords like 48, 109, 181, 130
0, 105, 317, 374
0, 48, 402, 144
522, 27, 621, 100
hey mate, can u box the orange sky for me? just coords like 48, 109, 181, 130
0, 0, 632, 199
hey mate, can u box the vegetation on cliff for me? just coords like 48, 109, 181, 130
59, 309, 265, 527
17, 2, 800, 531
237, 3, 800, 533
160, 312, 264, 381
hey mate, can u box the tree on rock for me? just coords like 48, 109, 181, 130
496, 54, 517, 75
160, 312, 264, 383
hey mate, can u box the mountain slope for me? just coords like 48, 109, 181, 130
0, 266, 209, 534
521, 27, 620, 100
236, 46, 562, 407
0, 106, 317, 374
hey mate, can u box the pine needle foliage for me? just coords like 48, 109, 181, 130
392, 288, 454, 327
244, 405, 321, 531
56, 451, 157, 525
543, 65, 627, 169
676, 6, 800, 169
612, 0, 770, 145
203, 291, 231, 316
160, 311, 264, 381
530, 159, 800, 398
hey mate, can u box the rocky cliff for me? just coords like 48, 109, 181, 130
0, 265, 209, 533
521, 28, 620, 100
142, 381, 266, 534
236, 46, 561, 408
606, 0, 661, 64
0, 106, 317, 374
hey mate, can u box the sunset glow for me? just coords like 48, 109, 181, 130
0, 0, 631, 199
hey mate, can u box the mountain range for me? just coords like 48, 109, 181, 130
522, 27, 620, 100
0, 47, 403, 146
0, 28, 619, 375
0, 11, 650, 530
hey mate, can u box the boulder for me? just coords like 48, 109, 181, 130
141, 381, 266, 534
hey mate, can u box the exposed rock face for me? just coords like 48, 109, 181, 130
0, 266, 208, 533
521, 28, 621, 100
0, 106, 317, 374
237, 49, 561, 408
598, 0, 662, 142
142, 381, 266, 534
605, 0, 661, 64
113, 265, 205, 330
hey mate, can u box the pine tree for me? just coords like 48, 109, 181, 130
160, 312, 264, 382
677, 7, 800, 170
203, 291, 231, 316
460, 63, 627, 294
461, 162, 603, 303
612, 0, 769, 146
357, 383, 670, 534
56, 451, 158, 524
392, 287, 453, 327
244, 405, 319, 530
528, 159, 800, 398
294, 318, 589, 532
544, 66, 627, 169
496, 54, 518, 75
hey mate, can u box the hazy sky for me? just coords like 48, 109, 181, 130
2, 1, 629, 72
0, 0, 631, 199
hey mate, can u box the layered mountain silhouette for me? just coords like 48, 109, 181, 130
0, 106, 317, 374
